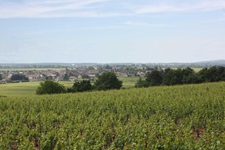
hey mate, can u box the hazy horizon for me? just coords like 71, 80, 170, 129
0, 59, 225, 65
0, 0, 225, 63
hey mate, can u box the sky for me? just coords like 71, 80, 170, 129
0, 0, 225, 63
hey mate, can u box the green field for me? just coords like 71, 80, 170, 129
0, 81, 74, 96
119, 76, 139, 88
168, 67, 203, 72
192, 68, 203, 72
0, 77, 139, 96
0, 82, 225, 149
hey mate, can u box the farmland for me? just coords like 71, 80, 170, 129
0, 77, 139, 96
0, 81, 73, 96
0, 82, 225, 149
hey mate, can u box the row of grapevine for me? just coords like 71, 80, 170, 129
0, 82, 225, 149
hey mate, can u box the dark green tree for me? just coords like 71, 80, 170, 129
182, 67, 195, 77
82, 74, 90, 79
63, 74, 69, 81
0, 74, 2, 80
36, 80, 66, 95
10, 74, 29, 82
88, 66, 95, 70
135, 78, 149, 88
104, 65, 112, 70
145, 70, 163, 86
94, 72, 122, 90
162, 68, 183, 85
68, 80, 92, 93
181, 67, 201, 84
198, 66, 225, 82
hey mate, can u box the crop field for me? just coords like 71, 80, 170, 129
0, 81, 74, 96
0, 82, 225, 149
119, 77, 139, 89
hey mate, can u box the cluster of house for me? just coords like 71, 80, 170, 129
0, 66, 154, 84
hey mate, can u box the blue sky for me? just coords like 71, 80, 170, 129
0, 0, 225, 63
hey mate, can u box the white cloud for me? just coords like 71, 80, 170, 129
135, 0, 225, 14
123, 21, 172, 28
0, 0, 114, 18
0, 0, 225, 18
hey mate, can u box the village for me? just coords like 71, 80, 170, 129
0, 65, 155, 84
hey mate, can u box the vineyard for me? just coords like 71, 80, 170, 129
0, 82, 225, 149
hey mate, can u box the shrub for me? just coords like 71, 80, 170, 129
10, 74, 29, 82
94, 72, 122, 90
68, 80, 93, 93
36, 80, 66, 95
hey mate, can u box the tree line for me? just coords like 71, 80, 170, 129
36, 72, 122, 95
36, 66, 225, 95
135, 66, 225, 88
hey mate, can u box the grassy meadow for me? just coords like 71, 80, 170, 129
119, 76, 139, 88
0, 81, 74, 96
0, 77, 139, 96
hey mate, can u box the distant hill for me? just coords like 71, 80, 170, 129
194, 60, 225, 66
0, 60, 225, 68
